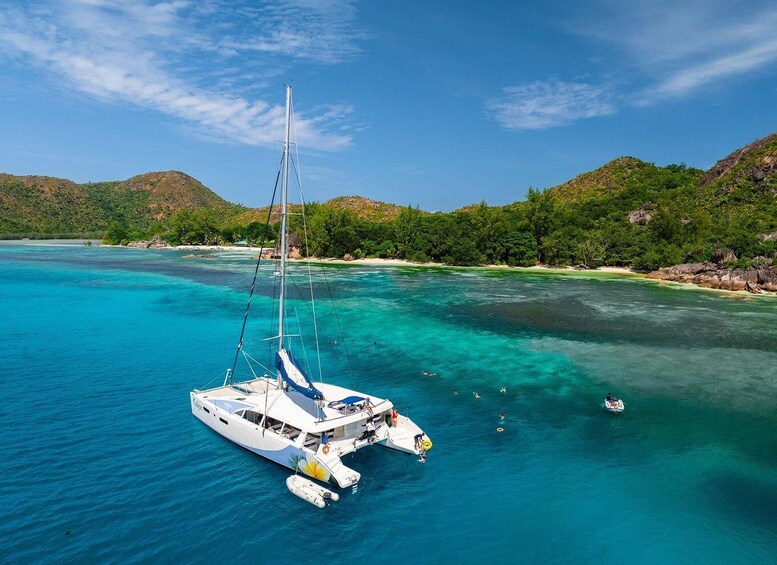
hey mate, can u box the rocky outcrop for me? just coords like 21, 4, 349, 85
757, 232, 777, 242
127, 234, 168, 248
699, 132, 777, 188
272, 231, 302, 259
710, 248, 737, 264
648, 259, 777, 293
628, 203, 655, 225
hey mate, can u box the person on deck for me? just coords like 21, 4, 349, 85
606, 392, 616, 403
414, 432, 425, 449
360, 419, 376, 442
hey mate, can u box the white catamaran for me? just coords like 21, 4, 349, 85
190, 86, 431, 489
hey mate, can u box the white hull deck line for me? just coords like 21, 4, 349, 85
191, 377, 427, 488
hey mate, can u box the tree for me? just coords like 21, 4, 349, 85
103, 222, 129, 245
395, 206, 424, 259
167, 209, 221, 245
525, 188, 557, 261
470, 202, 509, 264
445, 237, 484, 266
577, 235, 610, 268
244, 221, 271, 245
542, 226, 585, 266
503, 231, 538, 266
309, 206, 358, 258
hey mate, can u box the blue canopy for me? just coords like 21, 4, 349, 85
275, 349, 324, 401
338, 396, 366, 405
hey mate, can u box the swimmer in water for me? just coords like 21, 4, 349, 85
473, 392, 480, 399
500, 386, 507, 394
499, 413, 506, 421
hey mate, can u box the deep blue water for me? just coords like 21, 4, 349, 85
1, 241, 776, 564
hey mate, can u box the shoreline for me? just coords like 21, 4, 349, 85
4, 239, 772, 297
162, 244, 641, 274
158, 245, 777, 298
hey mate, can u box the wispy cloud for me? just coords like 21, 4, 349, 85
214, 1, 367, 65
0, 1, 364, 150
577, 0, 777, 104
487, 81, 615, 130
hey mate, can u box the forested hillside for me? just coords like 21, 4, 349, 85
3, 132, 776, 270
0, 171, 243, 238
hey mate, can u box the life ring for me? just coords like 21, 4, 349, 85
496, 427, 504, 433
420, 439, 433, 451
322, 444, 330, 454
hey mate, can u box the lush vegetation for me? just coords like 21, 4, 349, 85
175, 151, 771, 270
1, 171, 244, 240
5, 134, 777, 270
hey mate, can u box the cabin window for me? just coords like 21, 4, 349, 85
203, 407, 210, 414
243, 410, 262, 425
265, 417, 283, 431
220, 418, 228, 425
281, 425, 302, 440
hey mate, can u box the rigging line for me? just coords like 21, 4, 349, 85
199, 370, 231, 390
289, 153, 324, 384
229, 158, 283, 384
284, 267, 353, 384
241, 350, 274, 377
319, 263, 360, 391
241, 350, 261, 380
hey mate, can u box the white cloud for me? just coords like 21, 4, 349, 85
577, 0, 777, 103
0, 1, 362, 150
487, 81, 615, 130
215, 1, 366, 65
645, 39, 777, 101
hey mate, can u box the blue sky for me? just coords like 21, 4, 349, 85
1, 0, 776, 211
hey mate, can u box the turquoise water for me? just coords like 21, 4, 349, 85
1, 241, 776, 563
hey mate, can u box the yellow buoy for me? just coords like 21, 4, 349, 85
420, 439, 433, 451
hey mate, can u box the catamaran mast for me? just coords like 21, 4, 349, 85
278, 85, 292, 355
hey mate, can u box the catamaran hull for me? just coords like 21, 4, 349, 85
190, 393, 354, 487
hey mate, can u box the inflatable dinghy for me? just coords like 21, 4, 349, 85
604, 398, 625, 413
286, 475, 339, 508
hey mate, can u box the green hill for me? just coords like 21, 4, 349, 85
0, 174, 106, 235
548, 156, 656, 203
0, 170, 244, 237
323, 196, 402, 222
84, 171, 244, 229
2, 131, 776, 272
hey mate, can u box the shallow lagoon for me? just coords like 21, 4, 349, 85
1, 242, 776, 563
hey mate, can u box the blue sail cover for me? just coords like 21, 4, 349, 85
275, 349, 324, 400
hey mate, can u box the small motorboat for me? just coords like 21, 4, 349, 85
604, 397, 625, 413
286, 475, 339, 508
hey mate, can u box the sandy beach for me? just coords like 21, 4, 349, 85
16, 240, 768, 297
165, 245, 774, 297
